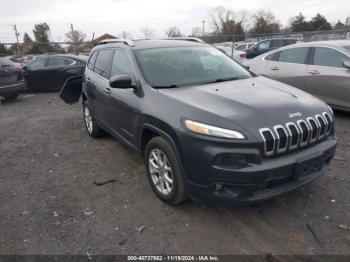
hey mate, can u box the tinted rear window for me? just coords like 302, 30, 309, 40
278, 47, 308, 64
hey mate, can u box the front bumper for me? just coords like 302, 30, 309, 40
179, 132, 337, 203
0, 81, 26, 96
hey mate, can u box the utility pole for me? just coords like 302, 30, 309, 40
13, 25, 20, 55
202, 20, 205, 37
70, 23, 77, 54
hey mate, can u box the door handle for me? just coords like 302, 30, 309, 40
104, 87, 111, 94
308, 70, 320, 75
270, 66, 279, 71
86, 77, 91, 81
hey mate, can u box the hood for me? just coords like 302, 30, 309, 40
158, 76, 329, 132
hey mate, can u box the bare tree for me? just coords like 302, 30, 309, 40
140, 27, 155, 39
165, 26, 182, 37
65, 30, 86, 44
209, 6, 245, 36
191, 27, 202, 37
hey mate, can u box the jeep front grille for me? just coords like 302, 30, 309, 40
259, 112, 333, 157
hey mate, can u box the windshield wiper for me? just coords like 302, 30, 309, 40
153, 84, 179, 89
200, 77, 240, 85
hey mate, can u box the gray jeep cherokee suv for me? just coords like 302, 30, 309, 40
61, 38, 337, 205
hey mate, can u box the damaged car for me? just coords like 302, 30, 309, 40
61, 38, 337, 205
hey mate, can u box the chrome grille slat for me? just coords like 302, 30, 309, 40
297, 120, 310, 147
307, 117, 319, 143
315, 114, 326, 140
259, 111, 332, 157
273, 125, 288, 153
259, 128, 275, 156
286, 122, 300, 150
322, 112, 332, 135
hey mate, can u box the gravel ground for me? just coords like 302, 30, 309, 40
0, 93, 349, 255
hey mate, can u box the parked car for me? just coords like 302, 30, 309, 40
235, 42, 255, 51
215, 45, 248, 64
245, 38, 299, 59
248, 40, 350, 111
61, 38, 336, 205
0, 57, 26, 100
23, 54, 87, 91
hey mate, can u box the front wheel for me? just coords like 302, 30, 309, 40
144, 136, 188, 205
83, 101, 104, 138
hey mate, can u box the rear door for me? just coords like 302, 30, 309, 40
305, 47, 350, 108
46, 57, 77, 90
266, 47, 309, 89
24, 57, 48, 90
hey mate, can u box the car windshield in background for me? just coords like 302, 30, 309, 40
135, 46, 251, 88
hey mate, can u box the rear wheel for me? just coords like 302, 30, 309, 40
83, 101, 104, 138
144, 136, 188, 205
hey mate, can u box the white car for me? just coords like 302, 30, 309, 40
215, 45, 248, 64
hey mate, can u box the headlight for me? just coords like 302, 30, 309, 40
184, 120, 245, 139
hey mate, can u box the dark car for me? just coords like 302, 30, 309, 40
0, 57, 26, 100
61, 39, 337, 205
23, 54, 87, 92
245, 38, 299, 59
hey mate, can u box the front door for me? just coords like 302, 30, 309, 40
107, 49, 139, 143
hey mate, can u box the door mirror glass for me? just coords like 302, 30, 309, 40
343, 60, 350, 69
109, 75, 133, 89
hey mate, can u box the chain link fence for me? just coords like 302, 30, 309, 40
0, 29, 349, 103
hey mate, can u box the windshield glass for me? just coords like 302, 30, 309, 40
344, 46, 350, 52
135, 46, 251, 88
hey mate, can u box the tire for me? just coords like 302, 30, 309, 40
144, 136, 188, 205
4, 94, 18, 101
83, 101, 104, 138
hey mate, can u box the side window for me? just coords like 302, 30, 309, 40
111, 50, 135, 80
265, 51, 280, 61
87, 52, 98, 70
27, 58, 46, 69
94, 49, 114, 78
271, 40, 282, 48
47, 57, 74, 67
257, 41, 271, 51
283, 39, 297, 46
313, 47, 348, 68
278, 48, 308, 64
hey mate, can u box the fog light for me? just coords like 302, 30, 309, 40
215, 184, 223, 191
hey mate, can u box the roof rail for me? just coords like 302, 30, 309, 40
165, 37, 204, 43
97, 38, 135, 47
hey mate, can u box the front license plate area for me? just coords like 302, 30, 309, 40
294, 154, 324, 179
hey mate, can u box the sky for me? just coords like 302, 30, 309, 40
0, 0, 349, 43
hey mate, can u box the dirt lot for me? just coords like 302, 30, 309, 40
0, 93, 350, 255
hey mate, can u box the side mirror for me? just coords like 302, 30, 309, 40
109, 75, 134, 89
343, 60, 350, 69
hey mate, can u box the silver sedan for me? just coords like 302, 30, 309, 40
248, 40, 350, 111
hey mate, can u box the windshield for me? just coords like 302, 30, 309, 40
135, 46, 251, 88
344, 46, 350, 52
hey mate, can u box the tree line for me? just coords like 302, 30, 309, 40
0, 7, 348, 56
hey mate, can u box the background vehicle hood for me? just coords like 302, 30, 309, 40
158, 76, 329, 131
